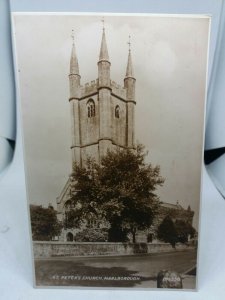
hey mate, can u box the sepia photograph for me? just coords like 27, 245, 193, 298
13, 13, 210, 289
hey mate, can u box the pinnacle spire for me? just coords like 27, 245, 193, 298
125, 36, 134, 78
99, 20, 109, 62
70, 30, 80, 75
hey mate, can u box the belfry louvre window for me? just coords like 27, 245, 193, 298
87, 99, 95, 117
115, 105, 120, 118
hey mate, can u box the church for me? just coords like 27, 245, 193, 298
56, 25, 194, 242
57, 25, 136, 240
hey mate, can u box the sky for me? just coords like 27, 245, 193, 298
13, 13, 210, 229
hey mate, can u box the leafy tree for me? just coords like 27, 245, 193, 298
63, 208, 83, 229
174, 220, 196, 244
157, 216, 178, 247
70, 145, 164, 243
30, 205, 62, 241
108, 216, 129, 242
157, 216, 196, 247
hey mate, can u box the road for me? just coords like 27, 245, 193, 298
35, 249, 197, 288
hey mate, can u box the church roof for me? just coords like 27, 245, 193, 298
56, 177, 71, 204
99, 28, 110, 62
161, 202, 184, 210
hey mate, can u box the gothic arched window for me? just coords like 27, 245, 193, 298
115, 105, 120, 118
87, 99, 95, 118
64, 200, 75, 228
64, 200, 75, 211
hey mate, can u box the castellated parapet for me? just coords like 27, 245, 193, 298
79, 79, 127, 100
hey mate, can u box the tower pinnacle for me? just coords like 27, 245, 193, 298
125, 35, 134, 78
70, 30, 80, 76
99, 19, 110, 62
69, 30, 80, 99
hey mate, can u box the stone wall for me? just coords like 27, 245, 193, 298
33, 241, 194, 259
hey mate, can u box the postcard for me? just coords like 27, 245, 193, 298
12, 13, 210, 289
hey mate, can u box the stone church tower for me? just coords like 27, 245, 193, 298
57, 27, 136, 238
69, 27, 136, 166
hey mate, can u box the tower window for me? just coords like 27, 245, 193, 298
115, 105, 120, 118
87, 99, 95, 118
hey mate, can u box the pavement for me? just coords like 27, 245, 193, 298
35, 249, 197, 289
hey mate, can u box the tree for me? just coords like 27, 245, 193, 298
157, 216, 196, 247
174, 220, 196, 244
70, 145, 164, 243
107, 215, 129, 242
63, 208, 83, 229
30, 205, 62, 241
157, 216, 177, 247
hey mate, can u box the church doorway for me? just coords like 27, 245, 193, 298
66, 232, 74, 242
147, 233, 153, 243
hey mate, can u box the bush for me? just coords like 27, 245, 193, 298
74, 228, 108, 242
